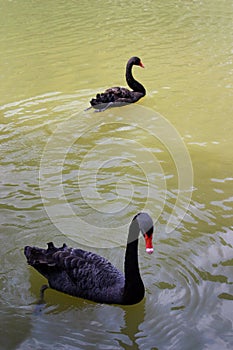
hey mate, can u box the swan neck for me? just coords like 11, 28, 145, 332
124, 239, 140, 279
123, 220, 144, 304
126, 62, 146, 94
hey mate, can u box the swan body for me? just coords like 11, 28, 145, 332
24, 213, 154, 305
88, 56, 146, 112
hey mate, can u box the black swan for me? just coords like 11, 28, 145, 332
87, 56, 146, 112
24, 212, 154, 305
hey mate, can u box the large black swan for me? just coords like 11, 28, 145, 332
24, 212, 154, 305
87, 56, 146, 112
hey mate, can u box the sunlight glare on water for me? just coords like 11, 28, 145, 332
0, 0, 233, 349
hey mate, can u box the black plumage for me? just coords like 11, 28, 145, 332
24, 213, 154, 305
88, 56, 146, 112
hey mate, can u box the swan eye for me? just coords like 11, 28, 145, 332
146, 226, 154, 236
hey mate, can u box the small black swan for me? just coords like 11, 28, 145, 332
87, 56, 146, 112
24, 213, 154, 305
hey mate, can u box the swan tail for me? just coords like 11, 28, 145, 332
24, 242, 67, 277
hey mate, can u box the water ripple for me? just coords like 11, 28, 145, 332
1, 88, 233, 349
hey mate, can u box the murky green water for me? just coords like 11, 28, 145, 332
1, 0, 233, 349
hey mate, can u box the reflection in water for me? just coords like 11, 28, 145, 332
121, 300, 147, 350
17, 289, 147, 350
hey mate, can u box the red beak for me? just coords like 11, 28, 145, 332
145, 233, 153, 254
139, 61, 145, 68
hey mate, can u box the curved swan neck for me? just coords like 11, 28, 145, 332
123, 219, 145, 304
126, 61, 146, 94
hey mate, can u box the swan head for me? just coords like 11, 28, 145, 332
128, 56, 145, 68
134, 212, 154, 254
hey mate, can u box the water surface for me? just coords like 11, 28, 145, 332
1, 1, 233, 349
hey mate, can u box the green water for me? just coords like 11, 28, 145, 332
1, 1, 233, 349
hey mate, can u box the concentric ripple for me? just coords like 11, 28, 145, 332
39, 104, 193, 248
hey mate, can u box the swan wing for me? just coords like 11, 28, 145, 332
104, 87, 131, 97
52, 248, 125, 303
25, 244, 124, 303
